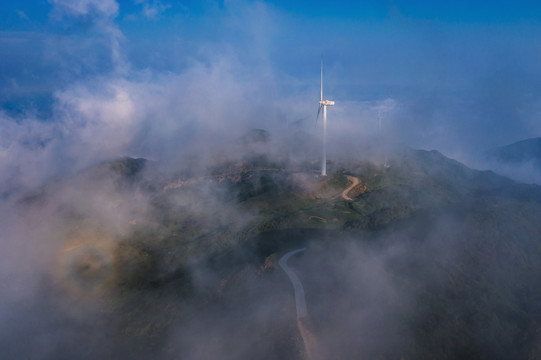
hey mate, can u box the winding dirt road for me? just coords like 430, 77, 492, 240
279, 249, 308, 318
342, 175, 360, 201
280, 249, 321, 360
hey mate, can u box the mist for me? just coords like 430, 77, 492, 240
2, 1, 541, 359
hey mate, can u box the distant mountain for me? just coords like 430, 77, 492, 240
482, 138, 541, 184
487, 137, 541, 165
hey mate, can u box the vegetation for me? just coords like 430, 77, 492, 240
21, 138, 541, 359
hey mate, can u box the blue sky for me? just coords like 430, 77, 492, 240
1, 0, 541, 185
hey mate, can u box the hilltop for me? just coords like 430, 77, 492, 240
7, 131, 541, 360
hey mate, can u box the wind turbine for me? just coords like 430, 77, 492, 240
378, 111, 390, 168
316, 57, 334, 176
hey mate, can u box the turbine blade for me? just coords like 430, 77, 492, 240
320, 56, 323, 102
316, 105, 321, 126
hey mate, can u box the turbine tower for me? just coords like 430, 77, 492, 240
316, 57, 334, 176
378, 111, 390, 168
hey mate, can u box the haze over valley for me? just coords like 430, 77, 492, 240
2, 1, 541, 359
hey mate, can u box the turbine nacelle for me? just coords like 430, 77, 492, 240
319, 100, 335, 106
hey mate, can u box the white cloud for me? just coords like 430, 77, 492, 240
49, 0, 127, 73
16, 10, 30, 21
49, 0, 119, 18
134, 0, 171, 19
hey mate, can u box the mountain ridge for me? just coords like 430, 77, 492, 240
8, 131, 541, 360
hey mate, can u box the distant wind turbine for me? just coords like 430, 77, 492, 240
378, 111, 390, 168
316, 57, 335, 176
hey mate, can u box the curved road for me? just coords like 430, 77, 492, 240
279, 248, 308, 318
280, 248, 321, 360
342, 175, 360, 201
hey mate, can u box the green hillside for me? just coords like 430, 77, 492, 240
9, 139, 541, 360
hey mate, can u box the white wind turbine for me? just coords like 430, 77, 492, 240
316, 57, 335, 176
378, 111, 390, 168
